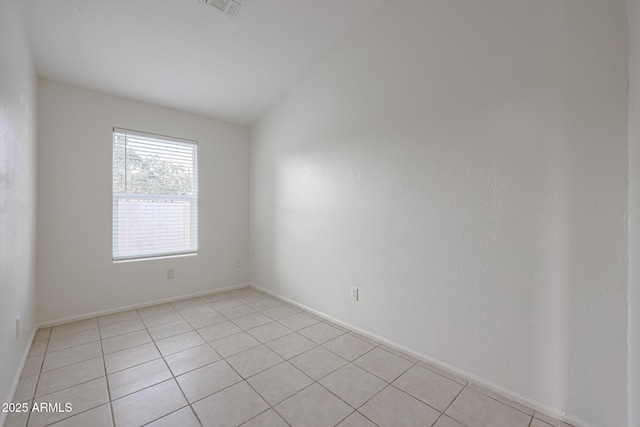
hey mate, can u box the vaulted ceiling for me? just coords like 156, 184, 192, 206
26, 0, 384, 124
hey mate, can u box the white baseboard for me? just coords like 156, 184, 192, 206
39, 282, 250, 328
248, 282, 596, 427
0, 324, 38, 427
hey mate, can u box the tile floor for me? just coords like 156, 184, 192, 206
5, 287, 573, 427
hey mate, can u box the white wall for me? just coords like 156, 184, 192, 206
628, 0, 640, 426
0, 0, 38, 421
250, 1, 628, 426
37, 79, 250, 323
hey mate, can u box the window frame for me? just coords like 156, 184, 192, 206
112, 127, 199, 262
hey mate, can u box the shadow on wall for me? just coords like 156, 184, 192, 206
251, 1, 627, 425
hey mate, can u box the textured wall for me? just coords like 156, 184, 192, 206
628, 0, 640, 426
250, 1, 628, 425
0, 0, 38, 421
37, 79, 250, 323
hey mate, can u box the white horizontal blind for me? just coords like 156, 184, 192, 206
113, 128, 198, 261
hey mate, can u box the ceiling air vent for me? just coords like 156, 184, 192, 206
198, 0, 245, 19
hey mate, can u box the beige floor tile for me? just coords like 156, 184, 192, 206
193, 381, 269, 427
97, 309, 140, 327
48, 403, 112, 427
393, 365, 464, 411
336, 412, 378, 427
4, 408, 29, 427
247, 322, 293, 343
108, 358, 172, 399
278, 313, 320, 331
42, 341, 102, 372
148, 319, 193, 341
434, 415, 466, 427
445, 388, 532, 427
226, 345, 284, 378
360, 386, 440, 427
155, 331, 206, 356
21, 355, 44, 378
201, 292, 233, 303
137, 303, 176, 318
289, 346, 348, 380
275, 383, 353, 427
531, 418, 555, 427
379, 345, 418, 363
187, 312, 227, 329
418, 361, 468, 386
467, 383, 534, 415
176, 359, 242, 402
101, 329, 152, 354
233, 312, 273, 330
27, 341, 48, 358
111, 379, 187, 427
18, 301, 552, 427
236, 292, 269, 304
267, 333, 317, 360
533, 411, 572, 427
147, 407, 201, 427
323, 334, 375, 361
104, 342, 161, 374
164, 343, 222, 376
171, 297, 207, 311
247, 297, 286, 312
211, 332, 261, 358
209, 298, 243, 310
327, 322, 350, 333
35, 357, 105, 397
141, 311, 183, 328
298, 322, 345, 345
226, 287, 253, 297
50, 319, 98, 339
241, 409, 289, 427
177, 303, 216, 319
99, 318, 145, 339
14, 375, 38, 402
320, 363, 387, 408
219, 304, 257, 320
347, 332, 380, 347
33, 328, 51, 343
29, 378, 109, 427
47, 329, 100, 353
247, 362, 313, 405
197, 321, 243, 342
262, 305, 301, 320
354, 347, 413, 382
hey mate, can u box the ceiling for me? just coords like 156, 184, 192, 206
26, 0, 384, 125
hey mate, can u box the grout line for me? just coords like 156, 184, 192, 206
28, 343, 112, 425
22, 287, 542, 427
141, 312, 206, 427
23, 332, 50, 427
431, 383, 469, 427
442, 383, 469, 425
138, 405, 196, 427
237, 407, 292, 427
96, 323, 117, 427
465, 383, 537, 418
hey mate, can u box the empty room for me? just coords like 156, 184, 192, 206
1, 0, 638, 426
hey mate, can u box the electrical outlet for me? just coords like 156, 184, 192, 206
236, 259, 241, 268
167, 269, 174, 279
16, 315, 21, 339
351, 287, 359, 301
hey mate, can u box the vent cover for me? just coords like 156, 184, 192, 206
198, 0, 245, 19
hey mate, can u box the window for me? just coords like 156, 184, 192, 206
112, 128, 198, 261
